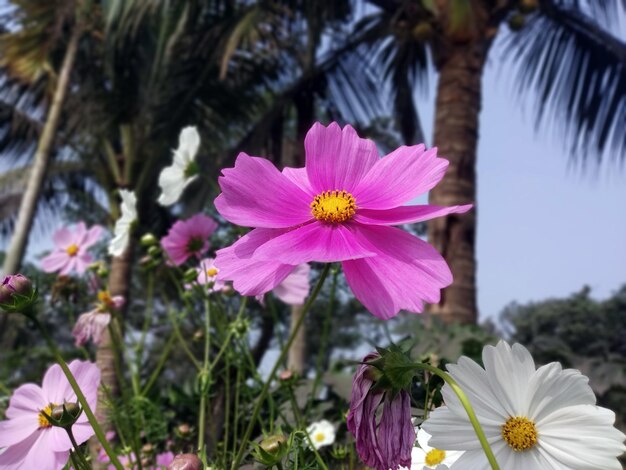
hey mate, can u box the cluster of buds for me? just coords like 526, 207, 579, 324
139, 233, 162, 270
0, 274, 36, 314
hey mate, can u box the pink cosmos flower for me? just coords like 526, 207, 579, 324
187, 258, 225, 292
72, 291, 125, 346
256, 263, 311, 306
347, 352, 415, 470
160, 214, 217, 266
103, 450, 174, 470
41, 222, 103, 275
0, 360, 100, 470
214, 122, 471, 319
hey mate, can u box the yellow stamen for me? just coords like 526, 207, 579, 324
38, 403, 57, 428
314, 432, 326, 443
97, 290, 114, 306
502, 416, 538, 451
206, 267, 218, 277
425, 448, 446, 467
310, 190, 356, 223
66, 244, 79, 256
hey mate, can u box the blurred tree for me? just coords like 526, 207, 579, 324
501, 285, 626, 431
361, 0, 626, 324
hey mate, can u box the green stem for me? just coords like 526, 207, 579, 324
66, 426, 90, 470
141, 333, 176, 396
415, 363, 500, 470
33, 317, 125, 470
230, 264, 331, 469
197, 296, 212, 456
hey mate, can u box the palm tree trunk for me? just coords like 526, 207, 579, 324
427, 40, 487, 324
90, 245, 133, 469
0, 25, 82, 346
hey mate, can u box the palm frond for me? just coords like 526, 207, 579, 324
503, 0, 626, 164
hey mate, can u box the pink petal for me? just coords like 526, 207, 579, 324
0, 418, 36, 448
251, 221, 376, 265
273, 263, 310, 305
0, 431, 38, 468
40, 252, 70, 274
214, 229, 296, 296
82, 225, 104, 248
5, 384, 45, 419
59, 256, 79, 276
215, 153, 312, 228
354, 204, 473, 225
51, 228, 73, 248
353, 145, 449, 209
44, 427, 73, 452
71, 222, 87, 245
41, 361, 100, 410
304, 122, 379, 193
282, 167, 315, 196
342, 225, 452, 319
74, 253, 93, 274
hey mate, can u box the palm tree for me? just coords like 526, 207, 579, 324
359, 0, 626, 323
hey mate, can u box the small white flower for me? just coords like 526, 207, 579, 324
306, 419, 336, 449
108, 189, 137, 257
158, 126, 200, 206
408, 428, 463, 469
422, 341, 626, 470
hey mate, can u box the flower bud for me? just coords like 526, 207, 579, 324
183, 268, 199, 283
279, 369, 293, 381
141, 443, 154, 455
147, 245, 161, 258
49, 402, 81, 427
167, 453, 202, 470
260, 435, 287, 454
140, 233, 159, 247
177, 423, 191, 436
0, 274, 36, 313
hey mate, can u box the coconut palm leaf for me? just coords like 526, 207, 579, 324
503, 0, 626, 163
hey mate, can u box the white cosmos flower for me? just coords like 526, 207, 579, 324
422, 341, 626, 470
404, 428, 463, 469
306, 419, 336, 449
108, 189, 137, 257
158, 126, 200, 206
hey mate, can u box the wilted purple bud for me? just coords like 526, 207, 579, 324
167, 454, 202, 470
347, 353, 415, 470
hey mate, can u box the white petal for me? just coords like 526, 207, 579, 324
417, 428, 434, 452
537, 405, 626, 469
108, 190, 137, 257
442, 450, 464, 467
305, 419, 335, 449
526, 362, 596, 422
422, 408, 501, 451
443, 356, 508, 425
158, 166, 187, 206
482, 341, 536, 416
448, 449, 489, 470
410, 446, 427, 468
176, 126, 200, 163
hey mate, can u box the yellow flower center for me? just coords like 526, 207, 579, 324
502, 416, 538, 451
314, 432, 326, 443
206, 267, 218, 277
310, 190, 356, 223
425, 448, 446, 467
66, 244, 79, 256
38, 403, 57, 428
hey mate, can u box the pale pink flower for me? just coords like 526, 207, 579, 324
0, 360, 100, 470
160, 214, 217, 266
189, 258, 225, 292
214, 122, 471, 320
41, 222, 103, 275
72, 291, 124, 346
